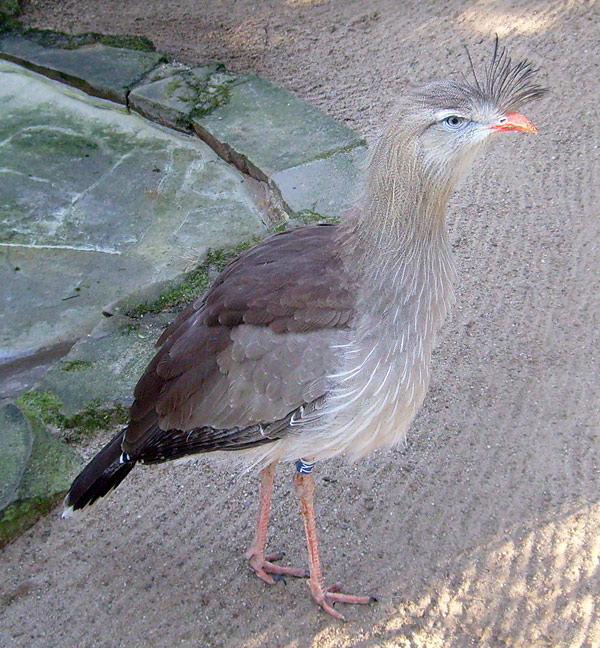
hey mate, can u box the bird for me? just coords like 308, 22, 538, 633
63, 40, 546, 620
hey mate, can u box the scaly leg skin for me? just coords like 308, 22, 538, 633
293, 470, 377, 621
245, 461, 309, 585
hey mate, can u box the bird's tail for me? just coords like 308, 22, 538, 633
62, 429, 136, 517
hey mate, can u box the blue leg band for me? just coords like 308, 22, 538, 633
295, 458, 315, 474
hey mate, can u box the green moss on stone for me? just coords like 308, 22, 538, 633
0, 13, 20, 32
16, 390, 63, 427
126, 237, 261, 318
0, 0, 21, 32
13, 128, 100, 157
97, 34, 155, 52
63, 401, 128, 443
296, 209, 339, 225
175, 114, 192, 131
16, 389, 129, 441
0, 416, 84, 546
121, 322, 141, 336
309, 140, 367, 162
188, 70, 235, 118
191, 84, 231, 119
125, 267, 211, 318
204, 237, 260, 269
59, 360, 93, 372
165, 76, 183, 97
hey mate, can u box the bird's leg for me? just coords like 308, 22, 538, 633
245, 461, 308, 585
293, 462, 376, 621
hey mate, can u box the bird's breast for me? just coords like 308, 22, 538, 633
308, 254, 457, 461
318, 326, 432, 460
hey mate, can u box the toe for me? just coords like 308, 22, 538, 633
319, 599, 346, 621
326, 591, 375, 605
254, 568, 276, 586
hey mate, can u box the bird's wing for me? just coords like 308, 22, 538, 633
123, 225, 355, 457
159, 223, 354, 338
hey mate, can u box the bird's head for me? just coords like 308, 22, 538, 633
376, 40, 547, 196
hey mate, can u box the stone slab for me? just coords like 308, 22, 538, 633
0, 62, 266, 380
271, 145, 368, 219
38, 312, 172, 418
0, 403, 83, 547
192, 75, 365, 181
0, 341, 74, 400
129, 64, 235, 132
0, 34, 163, 103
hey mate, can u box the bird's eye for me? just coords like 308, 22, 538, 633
442, 115, 466, 130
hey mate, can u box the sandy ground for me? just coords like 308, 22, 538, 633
1, 1, 599, 646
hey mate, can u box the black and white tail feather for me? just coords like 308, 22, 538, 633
62, 430, 135, 518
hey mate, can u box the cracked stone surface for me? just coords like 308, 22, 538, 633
0, 60, 267, 387
0, 33, 163, 103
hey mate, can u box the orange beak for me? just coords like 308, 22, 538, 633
489, 112, 539, 134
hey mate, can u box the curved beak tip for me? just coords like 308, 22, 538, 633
490, 112, 539, 135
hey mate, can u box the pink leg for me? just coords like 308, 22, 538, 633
293, 470, 376, 621
245, 462, 308, 585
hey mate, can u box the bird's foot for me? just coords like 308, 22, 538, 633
309, 582, 377, 621
246, 549, 309, 586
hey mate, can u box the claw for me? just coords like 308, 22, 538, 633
322, 601, 346, 621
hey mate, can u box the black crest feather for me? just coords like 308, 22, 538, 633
465, 36, 547, 112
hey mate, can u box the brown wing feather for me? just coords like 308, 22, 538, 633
201, 224, 354, 332
123, 224, 355, 458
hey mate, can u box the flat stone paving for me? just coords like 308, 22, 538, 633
272, 146, 367, 218
192, 75, 365, 179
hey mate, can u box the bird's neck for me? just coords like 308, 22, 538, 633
338, 134, 458, 315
